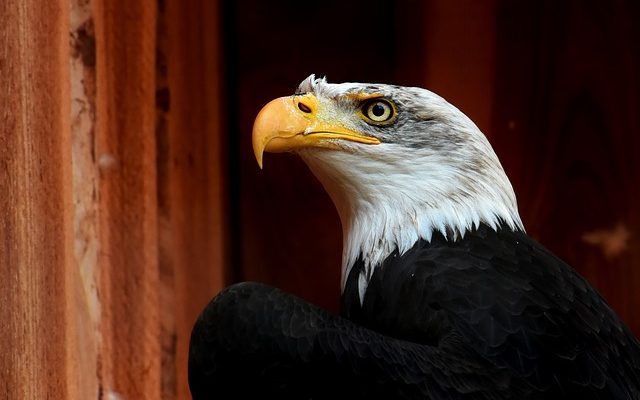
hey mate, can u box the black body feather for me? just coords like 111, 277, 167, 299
188, 224, 640, 399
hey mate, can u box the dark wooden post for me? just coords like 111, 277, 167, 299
161, 1, 226, 397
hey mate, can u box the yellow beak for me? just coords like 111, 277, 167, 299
252, 94, 380, 168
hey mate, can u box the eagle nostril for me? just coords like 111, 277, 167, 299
297, 102, 312, 113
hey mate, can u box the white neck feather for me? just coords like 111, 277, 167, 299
293, 77, 523, 302
299, 135, 523, 300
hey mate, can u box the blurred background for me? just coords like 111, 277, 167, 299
1, 0, 639, 399
230, 0, 640, 325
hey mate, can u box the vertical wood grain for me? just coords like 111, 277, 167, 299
492, 1, 640, 334
0, 0, 74, 398
161, 1, 227, 398
94, 0, 160, 397
422, 0, 497, 136
1, 1, 230, 397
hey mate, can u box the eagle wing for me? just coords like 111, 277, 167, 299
343, 224, 640, 398
189, 281, 532, 399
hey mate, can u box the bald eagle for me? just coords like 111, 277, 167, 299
189, 76, 640, 399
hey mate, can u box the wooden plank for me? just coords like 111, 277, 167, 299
492, 1, 640, 334
160, 1, 226, 398
93, 1, 160, 398
0, 0, 74, 398
422, 0, 498, 136
69, 0, 101, 397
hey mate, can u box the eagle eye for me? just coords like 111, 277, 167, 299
361, 99, 396, 124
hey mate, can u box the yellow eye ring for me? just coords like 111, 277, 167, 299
361, 99, 396, 124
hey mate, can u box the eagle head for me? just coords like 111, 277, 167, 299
253, 75, 523, 294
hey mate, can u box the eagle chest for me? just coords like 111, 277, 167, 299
341, 241, 463, 347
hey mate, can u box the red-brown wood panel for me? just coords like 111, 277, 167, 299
94, 1, 161, 397
1, 1, 229, 398
0, 0, 74, 398
161, 0, 226, 398
423, 0, 498, 136
492, 1, 640, 334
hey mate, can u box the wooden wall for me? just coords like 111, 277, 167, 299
491, 0, 640, 334
1, 1, 73, 398
1, 1, 639, 398
0, 0, 225, 398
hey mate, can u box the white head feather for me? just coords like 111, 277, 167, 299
295, 75, 523, 301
